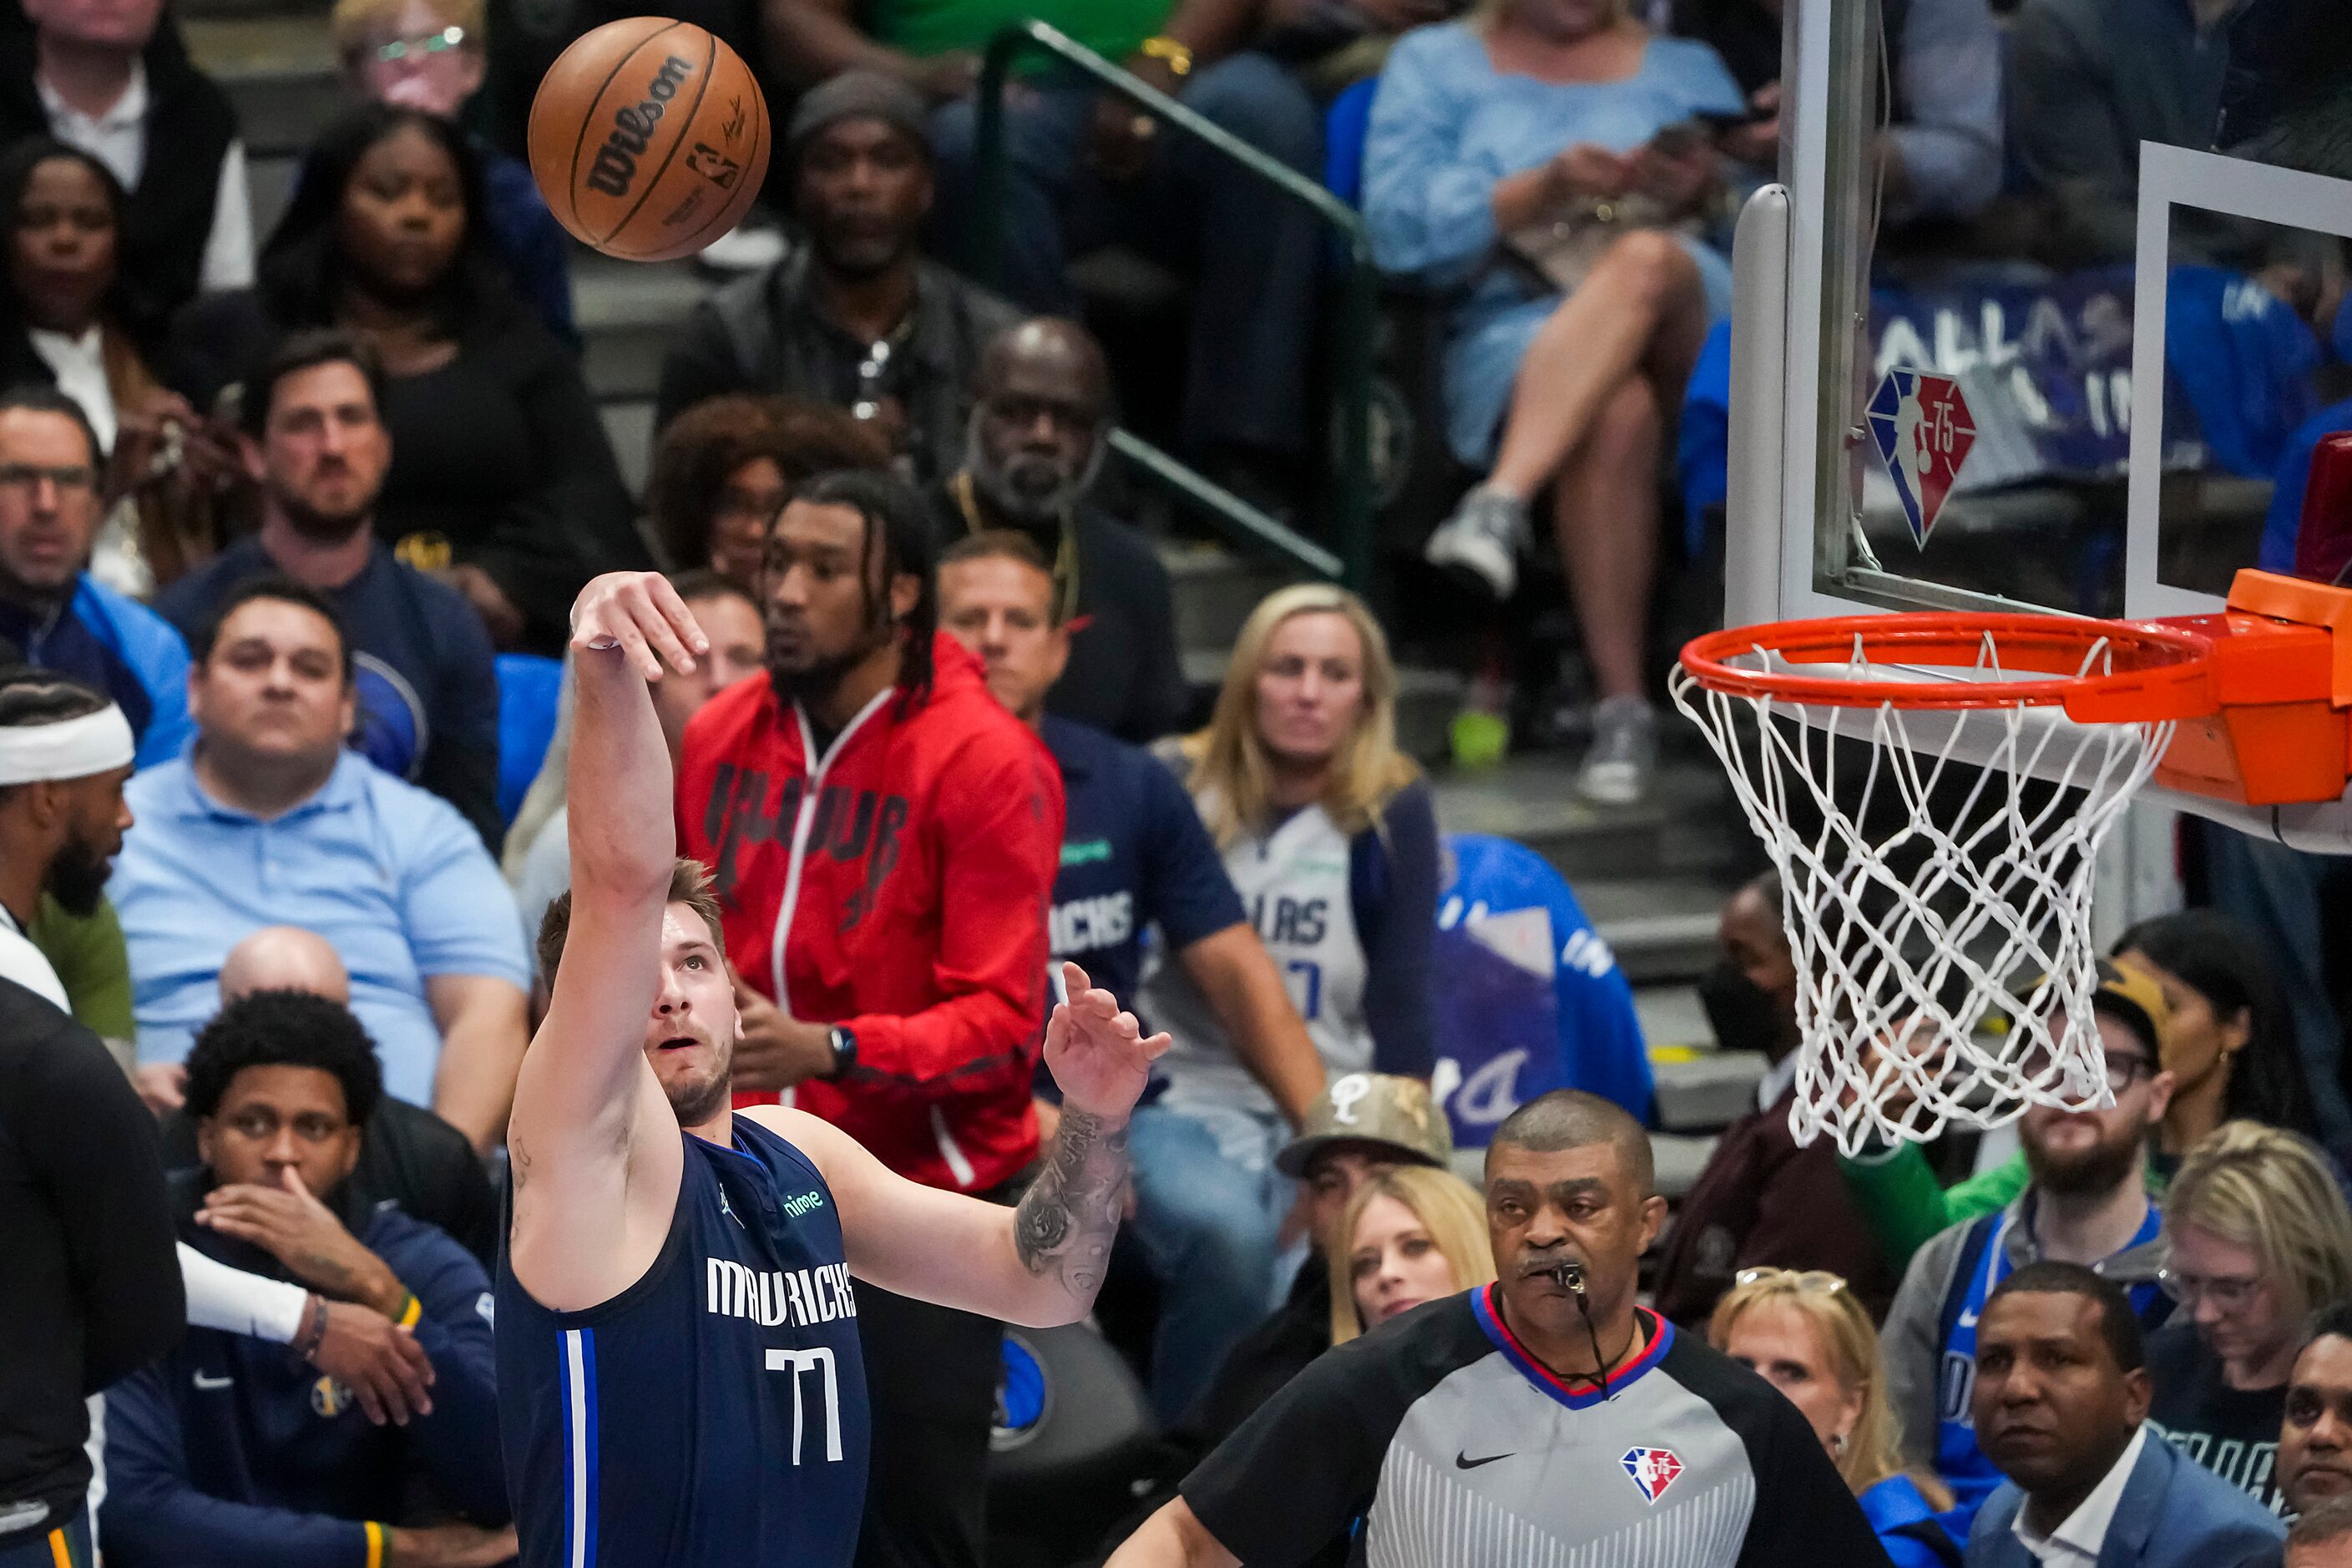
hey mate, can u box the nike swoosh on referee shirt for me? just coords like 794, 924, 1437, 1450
1455, 1451, 1512, 1469
193, 1372, 235, 1391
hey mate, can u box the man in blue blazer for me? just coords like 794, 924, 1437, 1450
1966, 1260, 2285, 1567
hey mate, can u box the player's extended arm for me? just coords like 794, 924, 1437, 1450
756, 959, 1169, 1328
1105, 1500, 1241, 1568
1176, 924, 1324, 1128
426, 973, 530, 1154
505, 572, 710, 1312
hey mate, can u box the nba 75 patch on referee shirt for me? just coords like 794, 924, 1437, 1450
1621, 1446, 1682, 1503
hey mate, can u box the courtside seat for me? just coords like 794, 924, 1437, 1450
988, 1322, 1157, 1566
495, 653, 564, 827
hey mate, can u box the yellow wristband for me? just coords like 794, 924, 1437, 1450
396, 1292, 422, 1329
1138, 35, 1193, 76
364, 1520, 386, 1568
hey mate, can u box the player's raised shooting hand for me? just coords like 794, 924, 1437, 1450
1042, 960, 1170, 1123
571, 571, 708, 682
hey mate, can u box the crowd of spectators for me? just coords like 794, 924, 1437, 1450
0, 0, 2344, 1560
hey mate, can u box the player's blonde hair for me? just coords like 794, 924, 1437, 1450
1328, 1166, 1496, 1344
538, 858, 725, 984
2165, 1120, 2352, 1323
1180, 584, 1417, 851
1710, 1271, 1951, 1507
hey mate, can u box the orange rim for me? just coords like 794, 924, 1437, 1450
1678, 613, 2218, 719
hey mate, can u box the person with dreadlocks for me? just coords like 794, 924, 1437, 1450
673, 467, 1065, 1568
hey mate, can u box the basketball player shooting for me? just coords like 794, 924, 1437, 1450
493, 570, 1170, 1566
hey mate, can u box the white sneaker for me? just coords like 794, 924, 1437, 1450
698, 222, 788, 272
1425, 487, 1528, 600
1578, 696, 1658, 806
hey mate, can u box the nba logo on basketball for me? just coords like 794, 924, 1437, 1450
1621, 1446, 1682, 1503
1865, 368, 1977, 548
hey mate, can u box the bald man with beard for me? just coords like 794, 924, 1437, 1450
935, 317, 1189, 743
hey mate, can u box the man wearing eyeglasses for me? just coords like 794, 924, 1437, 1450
0, 386, 192, 771
98, 988, 516, 1568
1882, 959, 2180, 1541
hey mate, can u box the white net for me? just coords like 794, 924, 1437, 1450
1669, 631, 2175, 1155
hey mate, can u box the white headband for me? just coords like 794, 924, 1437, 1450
0, 705, 135, 786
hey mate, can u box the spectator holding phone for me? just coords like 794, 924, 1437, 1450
1668, 0, 2000, 226
1366, 0, 1743, 805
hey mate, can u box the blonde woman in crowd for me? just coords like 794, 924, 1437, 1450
2147, 1120, 2352, 1512
1329, 1166, 1497, 1343
1135, 584, 1439, 1339
1712, 1267, 1961, 1566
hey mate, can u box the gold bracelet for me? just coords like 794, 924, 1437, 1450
1138, 35, 1193, 77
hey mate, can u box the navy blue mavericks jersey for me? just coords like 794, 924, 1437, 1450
496, 1115, 869, 1566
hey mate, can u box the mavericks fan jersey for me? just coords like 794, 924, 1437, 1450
1148, 797, 1368, 1114
1182, 1286, 1892, 1568
496, 1116, 869, 1566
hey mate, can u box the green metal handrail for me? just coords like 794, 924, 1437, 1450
974, 18, 1378, 590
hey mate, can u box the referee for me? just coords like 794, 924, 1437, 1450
1107, 1090, 1893, 1568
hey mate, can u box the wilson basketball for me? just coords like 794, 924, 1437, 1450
528, 17, 770, 262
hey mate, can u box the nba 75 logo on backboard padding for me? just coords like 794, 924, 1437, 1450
1867, 368, 1976, 548
1621, 1446, 1682, 1504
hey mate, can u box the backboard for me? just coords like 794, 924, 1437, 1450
1735, 0, 2352, 632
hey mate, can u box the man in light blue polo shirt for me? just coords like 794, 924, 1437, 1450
112, 575, 529, 1153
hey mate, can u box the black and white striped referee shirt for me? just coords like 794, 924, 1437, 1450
1181, 1284, 1894, 1567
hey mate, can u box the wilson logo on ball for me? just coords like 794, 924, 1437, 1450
586, 53, 695, 197
531, 18, 770, 260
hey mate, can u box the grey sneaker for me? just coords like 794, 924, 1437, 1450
1425, 487, 1528, 600
1578, 696, 1658, 806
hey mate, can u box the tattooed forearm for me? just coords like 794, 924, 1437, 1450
1013, 1107, 1130, 1299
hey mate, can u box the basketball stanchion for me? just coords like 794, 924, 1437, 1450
1672, 569, 2352, 1154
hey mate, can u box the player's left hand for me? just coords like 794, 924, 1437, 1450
1042, 959, 1171, 1123
199, 1166, 407, 1318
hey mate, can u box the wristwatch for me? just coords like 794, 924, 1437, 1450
1137, 34, 1193, 77
827, 1025, 858, 1080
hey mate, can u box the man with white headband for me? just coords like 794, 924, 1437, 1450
0, 669, 443, 1568
0, 670, 136, 1009
0, 670, 180, 1568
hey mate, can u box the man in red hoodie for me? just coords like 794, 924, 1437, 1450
676, 468, 1063, 1568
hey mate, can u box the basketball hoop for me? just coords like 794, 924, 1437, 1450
1670, 613, 2218, 1155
